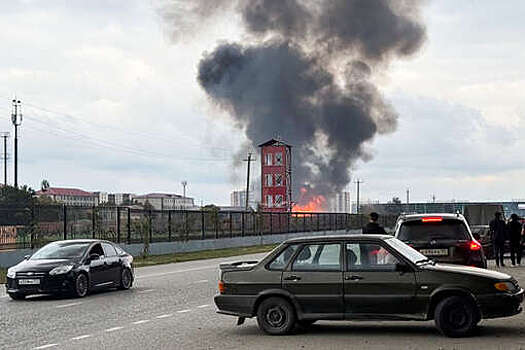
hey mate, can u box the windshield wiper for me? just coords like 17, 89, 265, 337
415, 258, 435, 265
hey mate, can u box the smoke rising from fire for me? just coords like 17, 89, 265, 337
161, 0, 426, 206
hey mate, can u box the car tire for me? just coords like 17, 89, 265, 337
8, 293, 25, 301
73, 273, 89, 298
256, 297, 296, 335
435, 296, 478, 337
118, 268, 133, 290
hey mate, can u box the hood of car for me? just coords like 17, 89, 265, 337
12, 259, 73, 273
423, 263, 511, 280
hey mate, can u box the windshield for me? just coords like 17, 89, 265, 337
385, 237, 428, 264
31, 242, 90, 260
397, 219, 469, 241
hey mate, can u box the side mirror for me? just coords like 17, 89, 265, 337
88, 253, 100, 262
24, 255, 31, 260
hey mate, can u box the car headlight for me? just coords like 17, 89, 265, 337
6, 268, 16, 279
49, 265, 74, 276
494, 281, 517, 293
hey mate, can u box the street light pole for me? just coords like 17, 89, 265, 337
11, 99, 22, 188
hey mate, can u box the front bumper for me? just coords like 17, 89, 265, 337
214, 294, 257, 318
477, 288, 524, 319
6, 274, 74, 296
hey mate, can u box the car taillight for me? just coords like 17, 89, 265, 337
469, 241, 482, 251
218, 280, 225, 294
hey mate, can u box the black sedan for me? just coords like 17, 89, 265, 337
5, 239, 134, 300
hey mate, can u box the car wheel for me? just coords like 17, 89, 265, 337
435, 296, 478, 337
8, 293, 25, 301
256, 297, 296, 335
118, 268, 133, 290
73, 273, 89, 298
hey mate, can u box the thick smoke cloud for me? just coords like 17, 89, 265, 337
162, 0, 426, 206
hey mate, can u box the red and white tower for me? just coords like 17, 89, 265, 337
259, 138, 292, 212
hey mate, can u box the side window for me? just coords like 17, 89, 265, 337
89, 243, 104, 257
102, 243, 117, 257
266, 153, 272, 166
268, 245, 299, 270
266, 174, 273, 187
346, 243, 399, 271
292, 244, 341, 271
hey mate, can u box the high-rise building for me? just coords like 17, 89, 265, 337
259, 138, 292, 212
230, 190, 256, 209
329, 192, 351, 213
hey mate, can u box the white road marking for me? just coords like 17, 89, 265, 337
137, 266, 216, 279
156, 314, 173, 319
71, 335, 92, 341
138, 289, 155, 294
105, 327, 124, 332
197, 304, 210, 308
34, 344, 58, 349
193, 279, 208, 284
177, 309, 191, 313
55, 302, 82, 309
132, 319, 150, 325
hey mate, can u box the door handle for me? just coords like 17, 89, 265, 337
284, 275, 301, 281
345, 275, 363, 281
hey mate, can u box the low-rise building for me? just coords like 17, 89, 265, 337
134, 193, 195, 210
36, 187, 98, 207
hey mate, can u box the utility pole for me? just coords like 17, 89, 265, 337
11, 99, 22, 188
243, 152, 253, 211
0, 132, 9, 187
406, 188, 410, 204
354, 179, 363, 214
181, 181, 187, 210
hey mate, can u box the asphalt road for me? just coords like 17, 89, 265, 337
1, 255, 524, 350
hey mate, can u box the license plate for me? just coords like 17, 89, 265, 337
420, 248, 448, 256
18, 279, 40, 285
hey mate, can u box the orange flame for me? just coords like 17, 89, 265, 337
293, 194, 326, 213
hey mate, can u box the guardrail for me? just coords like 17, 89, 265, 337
0, 205, 398, 250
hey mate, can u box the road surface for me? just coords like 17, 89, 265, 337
1, 255, 524, 350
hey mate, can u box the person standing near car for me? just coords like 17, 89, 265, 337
362, 212, 388, 235
490, 212, 507, 267
507, 214, 523, 266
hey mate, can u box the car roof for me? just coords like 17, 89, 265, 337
51, 239, 115, 245
398, 213, 465, 222
284, 234, 393, 244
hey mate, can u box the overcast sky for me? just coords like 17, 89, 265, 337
1, 0, 524, 205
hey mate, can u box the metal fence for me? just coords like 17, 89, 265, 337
0, 205, 398, 250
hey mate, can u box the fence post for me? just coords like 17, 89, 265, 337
185, 210, 189, 240
63, 205, 67, 240
303, 214, 306, 232
116, 207, 121, 243
215, 212, 219, 239
269, 213, 273, 235
127, 208, 131, 244
241, 212, 245, 237
253, 212, 257, 235
168, 210, 172, 241
199, 211, 204, 240
92, 205, 96, 239
229, 212, 233, 238
148, 210, 153, 243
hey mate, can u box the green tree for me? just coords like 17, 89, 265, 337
40, 179, 50, 192
0, 185, 35, 207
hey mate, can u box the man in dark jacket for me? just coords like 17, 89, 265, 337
490, 212, 507, 267
363, 212, 387, 235
508, 214, 523, 266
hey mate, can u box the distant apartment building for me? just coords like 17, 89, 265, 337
133, 193, 194, 210
36, 187, 98, 207
94, 191, 108, 204
329, 192, 351, 213
230, 190, 256, 210
114, 193, 133, 205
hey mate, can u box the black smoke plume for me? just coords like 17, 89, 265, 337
162, 0, 426, 206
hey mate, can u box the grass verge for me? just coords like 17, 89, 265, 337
132, 244, 278, 268
0, 244, 279, 284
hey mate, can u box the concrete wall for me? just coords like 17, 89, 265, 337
0, 229, 365, 268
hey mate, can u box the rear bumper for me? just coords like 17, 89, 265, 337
214, 294, 257, 318
477, 289, 524, 319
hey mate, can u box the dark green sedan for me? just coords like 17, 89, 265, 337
214, 235, 523, 337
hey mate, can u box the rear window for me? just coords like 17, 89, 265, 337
398, 219, 469, 242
